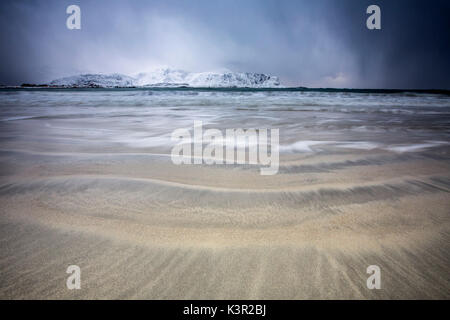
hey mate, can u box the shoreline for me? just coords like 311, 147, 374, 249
1, 86, 449, 95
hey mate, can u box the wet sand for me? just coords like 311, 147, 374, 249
1, 89, 449, 299
0, 146, 449, 299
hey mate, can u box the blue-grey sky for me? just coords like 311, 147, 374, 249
1, 0, 449, 88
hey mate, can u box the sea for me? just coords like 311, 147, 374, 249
0, 88, 449, 155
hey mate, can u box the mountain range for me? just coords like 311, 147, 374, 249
49, 68, 282, 88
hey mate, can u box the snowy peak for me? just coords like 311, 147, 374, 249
49, 68, 282, 88
134, 68, 281, 87
188, 71, 280, 88
134, 68, 190, 87
49, 73, 135, 88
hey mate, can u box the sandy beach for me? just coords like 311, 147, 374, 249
0, 89, 449, 299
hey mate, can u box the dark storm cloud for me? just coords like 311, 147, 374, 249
0, 0, 449, 88
326, 0, 450, 89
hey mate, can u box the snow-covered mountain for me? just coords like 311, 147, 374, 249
49, 73, 135, 88
49, 68, 282, 88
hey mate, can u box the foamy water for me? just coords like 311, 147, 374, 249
0, 88, 449, 154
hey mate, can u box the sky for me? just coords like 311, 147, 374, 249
0, 0, 449, 88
